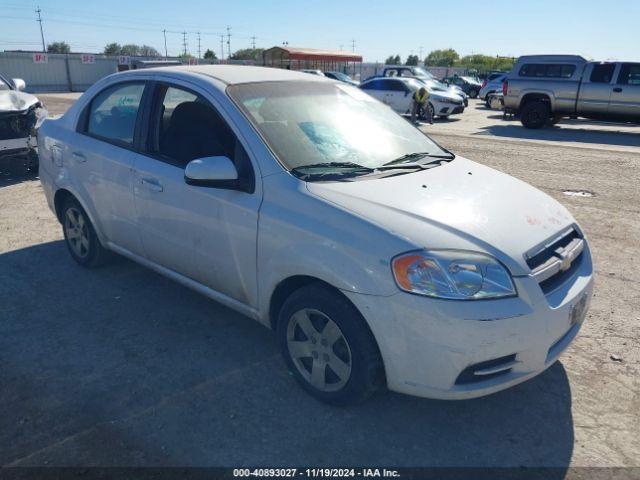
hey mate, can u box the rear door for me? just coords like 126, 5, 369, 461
578, 63, 616, 115
610, 63, 640, 118
360, 79, 387, 103
383, 79, 412, 113
73, 81, 149, 254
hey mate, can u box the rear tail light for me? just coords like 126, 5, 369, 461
481, 79, 487, 88
502, 80, 508, 95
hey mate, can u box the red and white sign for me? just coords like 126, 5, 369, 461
81, 54, 95, 64
118, 55, 131, 65
33, 53, 48, 63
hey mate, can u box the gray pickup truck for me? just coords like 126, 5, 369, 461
504, 55, 640, 128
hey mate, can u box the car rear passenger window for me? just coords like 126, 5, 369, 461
86, 83, 145, 145
519, 64, 576, 79
590, 64, 616, 83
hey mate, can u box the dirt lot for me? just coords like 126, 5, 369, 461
1, 95, 639, 471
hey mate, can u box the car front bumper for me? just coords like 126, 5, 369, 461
343, 245, 593, 400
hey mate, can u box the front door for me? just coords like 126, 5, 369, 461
133, 82, 261, 307
610, 63, 640, 118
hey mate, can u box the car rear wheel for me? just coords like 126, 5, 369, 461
469, 88, 479, 99
520, 100, 550, 129
277, 284, 384, 405
62, 198, 110, 267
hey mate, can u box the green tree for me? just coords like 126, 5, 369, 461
405, 54, 419, 66
384, 54, 401, 65
230, 48, 264, 61
425, 48, 459, 67
120, 44, 141, 56
139, 45, 160, 57
103, 43, 121, 55
203, 49, 217, 60
458, 54, 514, 73
47, 41, 70, 54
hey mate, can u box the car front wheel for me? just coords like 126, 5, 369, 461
61, 198, 110, 267
520, 100, 550, 129
277, 284, 384, 405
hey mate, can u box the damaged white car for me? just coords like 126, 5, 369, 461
0, 73, 47, 172
38, 66, 593, 404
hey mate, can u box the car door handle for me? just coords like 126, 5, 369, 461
72, 151, 86, 163
613, 87, 623, 93
140, 177, 163, 193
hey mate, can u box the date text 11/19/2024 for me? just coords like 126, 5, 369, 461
233, 468, 400, 478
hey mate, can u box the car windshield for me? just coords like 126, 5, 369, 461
411, 67, 435, 79
330, 72, 352, 82
228, 81, 447, 172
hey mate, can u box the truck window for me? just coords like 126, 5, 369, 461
617, 63, 640, 85
519, 64, 576, 79
590, 64, 616, 83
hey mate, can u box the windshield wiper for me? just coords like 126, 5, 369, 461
381, 151, 455, 167
291, 161, 374, 173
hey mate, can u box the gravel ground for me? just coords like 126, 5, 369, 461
1, 96, 638, 470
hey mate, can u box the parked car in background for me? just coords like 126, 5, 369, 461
359, 77, 465, 119
379, 66, 469, 105
323, 71, 359, 86
0, 73, 47, 171
300, 69, 325, 76
504, 55, 640, 128
480, 72, 508, 103
443, 75, 483, 98
38, 65, 592, 405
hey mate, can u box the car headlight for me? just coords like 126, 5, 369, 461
391, 250, 516, 300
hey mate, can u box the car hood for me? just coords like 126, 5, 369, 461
0, 90, 40, 113
306, 157, 576, 275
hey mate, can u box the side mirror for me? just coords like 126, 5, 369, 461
12, 78, 26, 91
185, 156, 242, 190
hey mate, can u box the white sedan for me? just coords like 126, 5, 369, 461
38, 65, 593, 404
359, 76, 465, 119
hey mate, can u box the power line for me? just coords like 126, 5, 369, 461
35, 6, 45, 52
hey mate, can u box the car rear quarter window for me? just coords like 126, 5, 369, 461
86, 82, 145, 145
519, 63, 576, 79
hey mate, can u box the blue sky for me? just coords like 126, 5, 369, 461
1, 0, 638, 62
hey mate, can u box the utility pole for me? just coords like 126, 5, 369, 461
35, 6, 45, 52
419, 46, 424, 61
197, 32, 201, 59
251, 36, 256, 49
163, 29, 168, 58
226, 25, 231, 59
182, 31, 187, 56
220, 34, 224, 60
339, 44, 344, 51
351, 39, 356, 52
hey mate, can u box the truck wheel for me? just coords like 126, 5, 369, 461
277, 284, 385, 405
520, 100, 550, 129
469, 88, 479, 99
61, 197, 110, 267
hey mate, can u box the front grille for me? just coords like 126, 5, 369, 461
526, 227, 584, 295
0, 108, 37, 140
455, 354, 517, 385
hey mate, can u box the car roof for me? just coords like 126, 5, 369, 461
116, 65, 331, 86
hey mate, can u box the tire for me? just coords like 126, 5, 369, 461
520, 100, 550, 129
469, 88, 479, 99
277, 284, 384, 405
61, 197, 110, 267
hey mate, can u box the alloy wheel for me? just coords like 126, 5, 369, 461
286, 308, 352, 392
64, 207, 90, 259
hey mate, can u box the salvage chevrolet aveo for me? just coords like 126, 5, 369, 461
38, 66, 593, 404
